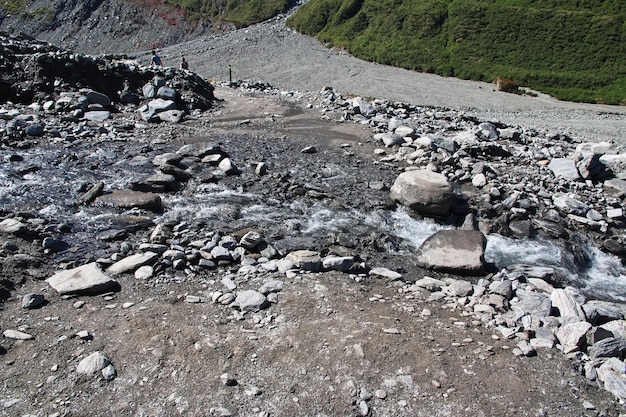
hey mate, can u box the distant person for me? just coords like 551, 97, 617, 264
150, 50, 162, 66
180, 56, 189, 70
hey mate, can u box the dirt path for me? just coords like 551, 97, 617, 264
152, 15, 626, 145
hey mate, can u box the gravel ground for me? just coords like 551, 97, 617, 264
147, 14, 626, 146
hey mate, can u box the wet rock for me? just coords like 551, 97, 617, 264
390, 170, 454, 217
415, 229, 486, 275
160, 163, 192, 182
95, 190, 162, 211
76, 181, 104, 205
46, 262, 118, 295
130, 173, 179, 193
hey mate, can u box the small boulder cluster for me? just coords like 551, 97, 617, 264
400, 265, 626, 402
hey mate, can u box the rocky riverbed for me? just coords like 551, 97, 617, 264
2, 32, 626, 417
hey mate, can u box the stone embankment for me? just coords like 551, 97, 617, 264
2, 32, 626, 415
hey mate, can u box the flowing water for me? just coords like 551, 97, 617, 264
156, 182, 626, 302
2, 130, 626, 303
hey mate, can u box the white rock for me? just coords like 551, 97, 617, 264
3, 329, 34, 340
106, 252, 159, 275
76, 351, 111, 375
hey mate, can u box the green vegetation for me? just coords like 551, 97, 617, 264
0, 0, 27, 14
287, 0, 626, 104
164, 0, 292, 27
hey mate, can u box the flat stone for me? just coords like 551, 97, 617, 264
3, 329, 34, 340
83, 111, 110, 121
95, 190, 162, 211
234, 290, 267, 312
258, 280, 284, 295
106, 251, 159, 276
413, 277, 445, 291
416, 229, 486, 275
281, 250, 322, 272
548, 158, 580, 180
46, 262, 118, 295
158, 109, 184, 123
369, 267, 403, 280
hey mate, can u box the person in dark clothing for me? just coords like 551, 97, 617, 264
150, 50, 162, 66
180, 56, 189, 70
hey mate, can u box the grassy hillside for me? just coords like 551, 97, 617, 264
287, 0, 626, 105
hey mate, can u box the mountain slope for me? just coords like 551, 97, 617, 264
287, 0, 626, 104
0, 0, 206, 53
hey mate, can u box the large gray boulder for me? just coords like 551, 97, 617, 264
390, 170, 454, 217
415, 229, 486, 275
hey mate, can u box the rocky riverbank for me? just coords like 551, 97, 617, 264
1, 32, 626, 416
